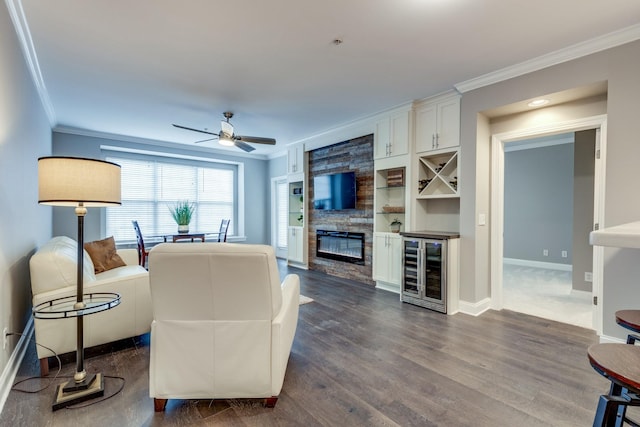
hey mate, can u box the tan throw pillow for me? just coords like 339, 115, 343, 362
84, 236, 126, 274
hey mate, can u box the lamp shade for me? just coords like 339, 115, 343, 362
38, 157, 121, 207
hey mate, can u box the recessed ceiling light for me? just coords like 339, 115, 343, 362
527, 99, 549, 108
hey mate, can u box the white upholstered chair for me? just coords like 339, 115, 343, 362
148, 242, 300, 411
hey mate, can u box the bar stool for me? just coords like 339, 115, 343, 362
616, 310, 640, 344
588, 343, 640, 426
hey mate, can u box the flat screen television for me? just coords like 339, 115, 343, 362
313, 172, 357, 210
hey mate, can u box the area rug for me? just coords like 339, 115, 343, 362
299, 295, 314, 305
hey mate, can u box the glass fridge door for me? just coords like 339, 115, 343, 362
402, 239, 420, 296
423, 239, 446, 303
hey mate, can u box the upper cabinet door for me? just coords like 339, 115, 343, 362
375, 110, 410, 159
287, 144, 304, 174
415, 95, 460, 153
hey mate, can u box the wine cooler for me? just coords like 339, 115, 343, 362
401, 237, 448, 313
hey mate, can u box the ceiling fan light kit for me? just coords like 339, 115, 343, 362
173, 112, 276, 152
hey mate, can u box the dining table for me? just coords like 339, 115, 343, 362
157, 231, 221, 243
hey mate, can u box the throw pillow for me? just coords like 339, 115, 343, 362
84, 236, 126, 274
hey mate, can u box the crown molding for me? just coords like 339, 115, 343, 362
5, 0, 56, 125
455, 23, 640, 93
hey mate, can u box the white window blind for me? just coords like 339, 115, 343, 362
276, 180, 288, 249
106, 156, 235, 242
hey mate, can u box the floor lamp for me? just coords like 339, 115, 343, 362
37, 156, 121, 410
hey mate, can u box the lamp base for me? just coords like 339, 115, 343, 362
52, 373, 104, 411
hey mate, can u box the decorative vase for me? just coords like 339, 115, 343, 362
178, 224, 189, 234
390, 224, 401, 233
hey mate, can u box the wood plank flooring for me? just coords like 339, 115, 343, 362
1, 261, 611, 426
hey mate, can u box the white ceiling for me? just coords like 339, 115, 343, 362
11, 0, 640, 156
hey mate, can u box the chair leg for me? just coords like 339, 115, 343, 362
264, 396, 278, 408
593, 395, 627, 427
154, 398, 168, 412
39, 357, 49, 377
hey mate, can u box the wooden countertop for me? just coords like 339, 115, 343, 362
399, 230, 460, 239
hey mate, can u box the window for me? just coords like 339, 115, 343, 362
105, 156, 236, 242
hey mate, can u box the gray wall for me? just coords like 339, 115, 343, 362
572, 130, 596, 292
459, 39, 640, 339
504, 142, 574, 264
52, 132, 270, 244
268, 153, 287, 179
0, 4, 52, 371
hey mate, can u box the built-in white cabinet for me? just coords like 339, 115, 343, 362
287, 143, 305, 174
373, 232, 402, 292
375, 166, 406, 233
287, 227, 304, 263
415, 94, 460, 153
287, 179, 306, 266
416, 150, 459, 198
375, 110, 410, 159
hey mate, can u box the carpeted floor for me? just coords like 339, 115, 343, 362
503, 263, 592, 329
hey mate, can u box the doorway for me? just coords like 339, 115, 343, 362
490, 115, 607, 334
501, 132, 593, 329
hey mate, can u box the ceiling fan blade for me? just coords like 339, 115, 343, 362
194, 137, 219, 144
173, 124, 218, 136
235, 135, 276, 145
234, 140, 256, 152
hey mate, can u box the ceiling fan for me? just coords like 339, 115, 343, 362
173, 111, 276, 152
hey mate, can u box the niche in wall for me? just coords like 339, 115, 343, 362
307, 134, 374, 285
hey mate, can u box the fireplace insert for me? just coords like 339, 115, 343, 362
316, 230, 365, 265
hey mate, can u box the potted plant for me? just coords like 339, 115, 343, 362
390, 218, 402, 233
169, 200, 195, 233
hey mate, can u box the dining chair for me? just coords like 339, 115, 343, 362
217, 219, 230, 242
132, 220, 150, 268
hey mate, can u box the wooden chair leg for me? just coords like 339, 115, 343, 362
264, 396, 278, 408
39, 358, 49, 377
154, 398, 168, 412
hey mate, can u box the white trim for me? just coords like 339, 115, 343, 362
0, 318, 34, 414
455, 23, 640, 93
59, 126, 269, 160
458, 298, 491, 316
503, 258, 572, 272
490, 115, 607, 334
375, 282, 401, 295
503, 134, 574, 153
599, 335, 625, 344
5, 0, 56, 125
100, 144, 242, 165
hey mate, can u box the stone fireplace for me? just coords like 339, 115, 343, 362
308, 134, 374, 286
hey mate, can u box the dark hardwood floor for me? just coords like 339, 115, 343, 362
1, 261, 611, 426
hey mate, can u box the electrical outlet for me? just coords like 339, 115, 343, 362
561, 250, 568, 258
585, 272, 593, 282
3, 327, 8, 350
543, 249, 549, 257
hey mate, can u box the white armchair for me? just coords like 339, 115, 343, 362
148, 242, 300, 410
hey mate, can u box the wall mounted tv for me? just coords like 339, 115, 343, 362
313, 171, 357, 210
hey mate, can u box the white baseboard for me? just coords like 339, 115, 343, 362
0, 317, 34, 414
375, 281, 401, 295
599, 334, 626, 344
503, 257, 572, 272
458, 297, 492, 316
